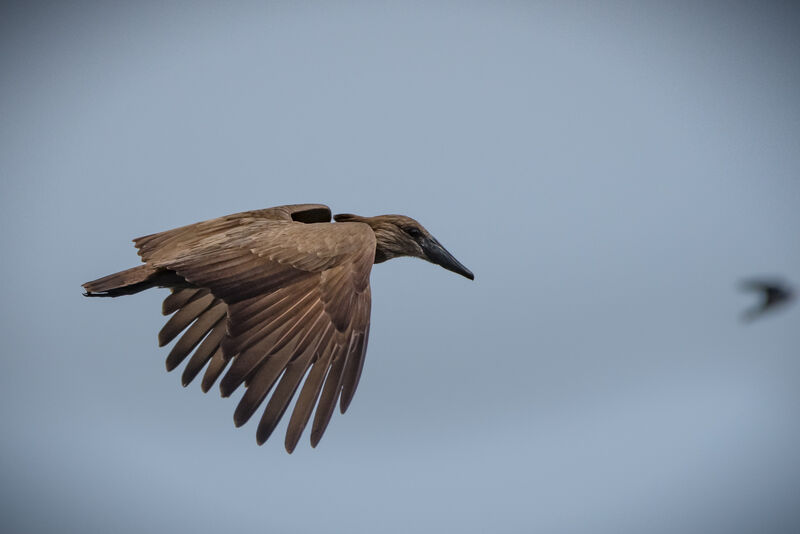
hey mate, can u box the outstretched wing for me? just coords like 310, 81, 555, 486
134, 205, 375, 452
740, 279, 779, 292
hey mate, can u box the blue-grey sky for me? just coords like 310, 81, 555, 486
2, 2, 800, 533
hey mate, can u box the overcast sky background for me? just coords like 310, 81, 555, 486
2, 1, 800, 533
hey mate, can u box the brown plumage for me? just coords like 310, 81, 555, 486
83, 204, 473, 452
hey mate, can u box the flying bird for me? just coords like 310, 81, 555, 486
83, 204, 473, 452
739, 278, 794, 321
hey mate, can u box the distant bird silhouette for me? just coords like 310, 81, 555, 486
739, 278, 794, 321
83, 204, 473, 452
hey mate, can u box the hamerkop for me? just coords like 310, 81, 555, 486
83, 204, 473, 452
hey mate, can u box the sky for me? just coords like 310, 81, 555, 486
1, 1, 799, 533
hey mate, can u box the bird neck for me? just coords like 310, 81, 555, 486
372, 228, 405, 263
333, 213, 409, 264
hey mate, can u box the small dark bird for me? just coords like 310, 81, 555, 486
83, 204, 473, 452
739, 278, 794, 321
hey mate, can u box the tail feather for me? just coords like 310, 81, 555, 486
82, 265, 159, 297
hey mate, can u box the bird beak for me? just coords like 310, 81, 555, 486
421, 237, 474, 280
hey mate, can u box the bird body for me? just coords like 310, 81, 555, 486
740, 278, 794, 321
83, 204, 473, 452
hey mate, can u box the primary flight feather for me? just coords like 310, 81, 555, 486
83, 204, 473, 452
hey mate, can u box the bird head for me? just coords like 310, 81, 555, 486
334, 213, 474, 280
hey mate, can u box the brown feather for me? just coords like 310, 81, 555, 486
165, 300, 226, 372
200, 347, 229, 393
181, 317, 227, 386
284, 340, 338, 453
231, 317, 331, 426
232, 349, 295, 428
340, 332, 369, 413
82, 264, 158, 296
220, 301, 325, 397
157, 291, 214, 346
255, 347, 316, 446
340, 292, 371, 413
310, 344, 347, 448
162, 288, 200, 315
222, 283, 320, 356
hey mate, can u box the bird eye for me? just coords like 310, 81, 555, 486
406, 227, 423, 239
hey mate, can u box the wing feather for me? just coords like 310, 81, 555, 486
135, 207, 374, 451
310, 343, 347, 447
339, 288, 371, 412
164, 300, 227, 371
201, 347, 229, 392
181, 317, 227, 386
255, 325, 336, 445
223, 281, 320, 356
158, 291, 214, 346
284, 345, 338, 453
162, 288, 200, 315
340, 325, 369, 413
221, 300, 326, 396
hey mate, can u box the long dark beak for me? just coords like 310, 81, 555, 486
421, 237, 474, 280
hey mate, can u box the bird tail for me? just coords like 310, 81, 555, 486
82, 264, 159, 297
